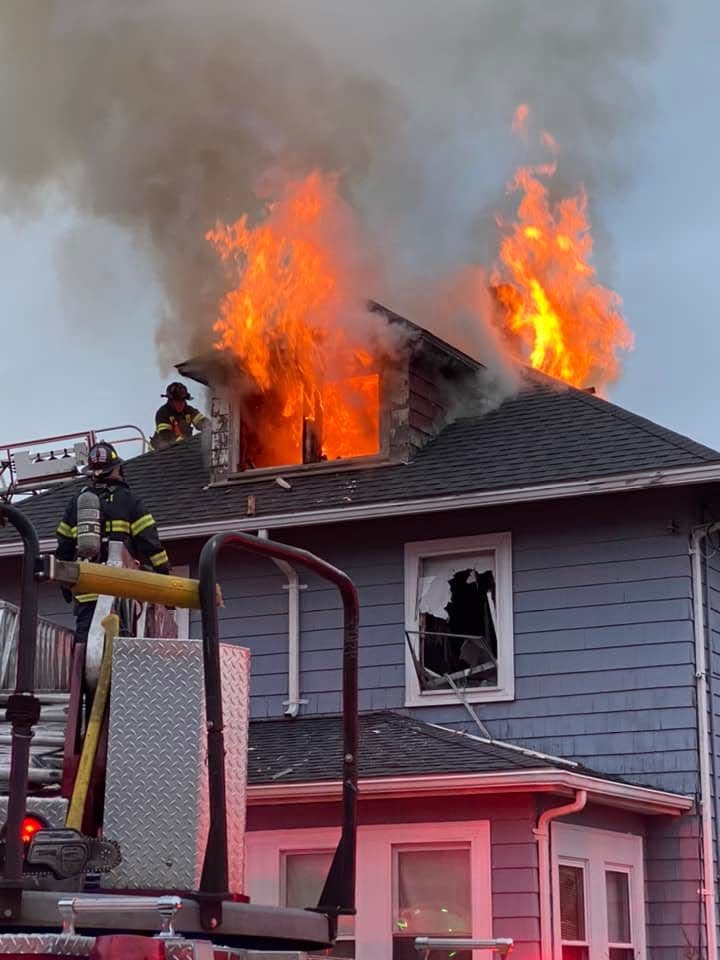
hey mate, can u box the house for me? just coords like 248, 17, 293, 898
2, 313, 720, 960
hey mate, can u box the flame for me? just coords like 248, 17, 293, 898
208, 171, 380, 468
492, 108, 633, 390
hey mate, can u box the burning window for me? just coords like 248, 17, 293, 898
235, 370, 381, 471
206, 172, 385, 474
405, 534, 514, 702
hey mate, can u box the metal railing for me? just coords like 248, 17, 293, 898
0, 424, 147, 501
414, 937, 514, 958
0, 601, 73, 691
197, 532, 359, 931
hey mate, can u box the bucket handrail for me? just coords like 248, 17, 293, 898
197, 532, 359, 926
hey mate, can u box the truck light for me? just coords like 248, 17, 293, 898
21, 815, 46, 843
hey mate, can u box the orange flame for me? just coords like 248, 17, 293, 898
207, 171, 380, 468
492, 108, 633, 390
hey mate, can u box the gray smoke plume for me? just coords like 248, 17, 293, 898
0, 0, 663, 380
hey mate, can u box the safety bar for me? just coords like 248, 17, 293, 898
414, 937, 514, 957
58, 895, 182, 937
0, 503, 41, 898
197, 533, 359, 929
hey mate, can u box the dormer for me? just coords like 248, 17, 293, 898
177, 303, 482, 485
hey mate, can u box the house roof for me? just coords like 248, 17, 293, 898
2, 371, 719, 547
245, 711, 692, 817
247, 710, 563, 784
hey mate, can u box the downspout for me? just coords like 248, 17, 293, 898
258, 528, 305, 717
533, 789, 587, 960
690, 522, 719, 960
703, 547, 720, 928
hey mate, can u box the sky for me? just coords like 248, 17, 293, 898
1, 1, 719, 453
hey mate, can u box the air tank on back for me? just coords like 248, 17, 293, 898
76, 489, 102, 560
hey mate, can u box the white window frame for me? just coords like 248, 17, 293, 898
172, 564, 190, 638
404, 532, 514, 706
551, 823, 646, 960
245, 820, 492, 960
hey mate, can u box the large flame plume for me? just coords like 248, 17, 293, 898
492, 106, 633, 390
207, 171, 381, 468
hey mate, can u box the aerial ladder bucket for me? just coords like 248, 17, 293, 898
0, 503, 360, 956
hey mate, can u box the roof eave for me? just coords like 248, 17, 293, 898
2, 461, 719, 558
246, 768, 693, 816
154, 461, 720, 541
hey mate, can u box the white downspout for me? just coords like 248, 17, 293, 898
534, 789, 587, 960
690, 522, 719, 960
258, 528, 306, 718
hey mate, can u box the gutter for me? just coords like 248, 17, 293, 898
534, 790, 587, 960
2, 462, 720, 558
245, 768, 692, 816
690, 522, 719, 960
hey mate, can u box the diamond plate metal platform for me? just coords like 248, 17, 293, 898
0, 933, 94, 955
103, 638, 249, 892
0, 796, 67, 830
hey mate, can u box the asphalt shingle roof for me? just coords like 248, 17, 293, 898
3, 373, 719, 543
247, 710, 559, 784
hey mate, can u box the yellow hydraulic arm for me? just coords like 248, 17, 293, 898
45, 557, 222, 608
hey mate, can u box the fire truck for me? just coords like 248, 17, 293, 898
0, 431, 513, 959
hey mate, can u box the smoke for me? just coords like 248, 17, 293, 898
0, 0, 663, 381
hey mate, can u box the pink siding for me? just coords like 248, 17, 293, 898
247, 793, 540, 955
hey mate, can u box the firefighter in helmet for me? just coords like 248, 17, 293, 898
55, 441, 171, 644
150, 381, 209, 450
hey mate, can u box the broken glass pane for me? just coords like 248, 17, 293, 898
414, 552, 498, 691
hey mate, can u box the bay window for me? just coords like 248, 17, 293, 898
246, 821, 492, 960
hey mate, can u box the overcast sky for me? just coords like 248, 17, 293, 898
1, 2, 718, 453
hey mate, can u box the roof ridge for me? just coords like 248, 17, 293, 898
567, 387, 720, 461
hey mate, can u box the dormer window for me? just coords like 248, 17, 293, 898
234, 369, 381, 471
176, 304, 486, 484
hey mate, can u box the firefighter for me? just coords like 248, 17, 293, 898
150, 381, 208, 450
55, 441, 171, 644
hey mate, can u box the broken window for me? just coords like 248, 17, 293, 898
407, 549, 502, 694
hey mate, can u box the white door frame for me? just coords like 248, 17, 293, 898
551, 822, 646, 960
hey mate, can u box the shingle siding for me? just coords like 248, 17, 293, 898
0, 484, 714, 960
1, 495, 702, 726
185, 490, 700, 792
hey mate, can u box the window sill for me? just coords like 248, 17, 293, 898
210, 452, 396, 486
404, 684, 515, 707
